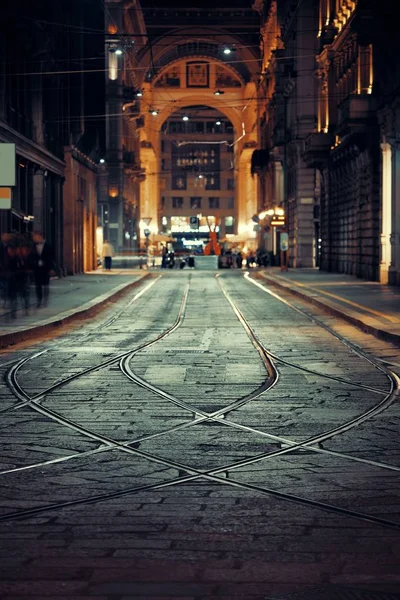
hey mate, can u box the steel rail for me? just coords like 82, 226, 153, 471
1, 277, 400, 530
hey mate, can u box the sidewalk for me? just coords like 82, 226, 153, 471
0, 269, 150, 349
257, 267, 400, 346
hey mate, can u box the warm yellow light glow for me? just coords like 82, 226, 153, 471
109, 188, 118, 198
108, 24, 118, 35
275, 207, 285, 216
325, 99, 329, 133
139, 221, 158, 235
380, 142, 392, 283
368, 44, 374, 93
259, 210, 268, 220
238, 221, 256, 237
108, 52, 118, 81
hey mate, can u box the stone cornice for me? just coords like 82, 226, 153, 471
0, 120, 65, 176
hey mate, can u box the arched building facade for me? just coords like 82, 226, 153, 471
102, 1, 261, 252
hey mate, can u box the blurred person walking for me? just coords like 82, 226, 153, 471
30, 231, 55, 308
1, 232, 32, 317
101, 240, 114, 270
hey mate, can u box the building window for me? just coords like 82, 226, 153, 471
227, 197, 234, 209
172, 144, 220, 172
172, 173, 187, 189
227, 178, 235, 190
186, 121, 204, 134
172, 197, 184, 208
206, 121, 217, 134
209, 197, 220, 209
169, 121, 183, 133
205, 175, 220, 190
225, 216, 234, 234
190, 197, 202, 209
161, 140, 165, 152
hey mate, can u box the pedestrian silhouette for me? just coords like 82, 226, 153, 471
101, 240, 115, 270
30, 231, 55, 308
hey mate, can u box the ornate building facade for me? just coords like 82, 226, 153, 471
304, 0, 400, 283
304, 0, 380, 280
255, 0, 319, 267
103, 0, 261, 250
159, 106, 236, 249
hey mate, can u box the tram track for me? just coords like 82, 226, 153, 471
0, 274, 399, 530
0, 275, 168, 415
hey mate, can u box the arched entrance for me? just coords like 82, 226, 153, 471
136, 57, 259, 248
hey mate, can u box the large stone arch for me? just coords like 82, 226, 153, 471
136, 54, 259, 246
135, 27, 260, 88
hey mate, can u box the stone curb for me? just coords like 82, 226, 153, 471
256, 271, 400, 347
0, 273, 151, 349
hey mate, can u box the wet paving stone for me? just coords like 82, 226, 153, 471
0, 272, 399, 597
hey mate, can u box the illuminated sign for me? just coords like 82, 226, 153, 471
0, 145, 15, 187
271, 215, 285, 227
0, 187, 11, 209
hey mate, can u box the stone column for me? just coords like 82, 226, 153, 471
380, 142, 392, 283
139, 145, 158, 246
237, 147, 258, 241
389, 142, 400, 285
32, 169, 45, 232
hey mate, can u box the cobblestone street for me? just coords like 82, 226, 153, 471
0, 271, 399, 599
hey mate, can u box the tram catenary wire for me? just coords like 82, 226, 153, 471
0, 274, 399, 530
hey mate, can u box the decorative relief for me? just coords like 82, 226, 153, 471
215, 65, 241, 88
186, 61, 209, 88
316, 58, 330, 93
154, 66, 181, 88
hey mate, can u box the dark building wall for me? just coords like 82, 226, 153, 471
0, 0, 104, 272
321, 139, 380, 280
314, 0, 384, 280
